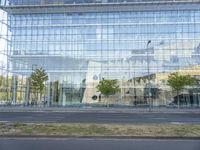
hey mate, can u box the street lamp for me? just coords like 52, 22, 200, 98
147, 40, 152, 111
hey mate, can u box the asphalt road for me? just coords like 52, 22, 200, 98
0, 112, 200, 124
0, 138, 199, 150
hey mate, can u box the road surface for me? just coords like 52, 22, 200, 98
0, 112, 200, 124
0, 138, 199, 150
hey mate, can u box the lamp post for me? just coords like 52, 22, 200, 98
147, 40, 152, 111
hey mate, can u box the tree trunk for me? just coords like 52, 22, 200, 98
107, 96, 109, 108
34, 90, 37, 101
177, 91, 180, 109
40, 91, 42, 102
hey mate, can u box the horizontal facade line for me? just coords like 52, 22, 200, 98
10, 54, 200, 57
9, 21, 200, 27
9, 54, 200, 57
8, 37, 200, 40
1, 0, 199, 7
1, 1, 200, 14
11, 70, 178, 73
5, 17, 199, 21
10, 51, 190, 53
10, 67, 183, 69
9, 39, 200, 42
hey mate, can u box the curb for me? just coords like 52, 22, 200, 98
0, 135, 200, 140
0, 107, 200, 114
0, 110, 200, 114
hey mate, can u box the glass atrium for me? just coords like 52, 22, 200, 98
0, 0, 200, 107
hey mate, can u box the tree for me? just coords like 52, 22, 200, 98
54, 80, 60, 102
167, 72, 196, 109
30, 67, 48, 101
96, 79, 120, 107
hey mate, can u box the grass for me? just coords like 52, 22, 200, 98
0, 122, 200, 137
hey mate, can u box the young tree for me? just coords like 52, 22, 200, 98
96, 79, 120, 107
30, 67, 48, 101
167, 72, 196, 109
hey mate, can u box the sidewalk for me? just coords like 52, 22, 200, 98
0, 106, 200, 114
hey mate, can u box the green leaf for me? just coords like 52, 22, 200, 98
30, 67, 48, 97
167, 72, 196, 92
96, 79, 120, 97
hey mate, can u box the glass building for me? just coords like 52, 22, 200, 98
0, 0, 200, 107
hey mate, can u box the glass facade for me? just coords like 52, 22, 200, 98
0, 0, 200, 107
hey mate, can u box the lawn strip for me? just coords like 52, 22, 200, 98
0, 122, 200, 137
